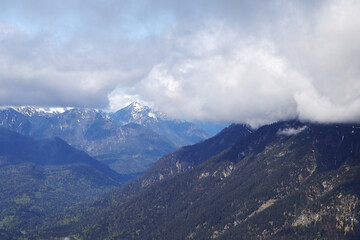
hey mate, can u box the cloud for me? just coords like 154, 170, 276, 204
0, 22, 147, 108
130, 0, 360, 127
277, 126, 308, 136
135, 25, 310, 127
295, 89, 360, 123
0, 0, 360, 127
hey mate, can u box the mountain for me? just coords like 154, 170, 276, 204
0, 104, 218, 177
85, 123, 252, 201
111, 102, 211, 147
28, 108, 174, 156
11, 106, 73, 117
140, 123, 253, 187
0, 107, 176, 175
35, 121, 360, 239
110, 102, 167, 125
0, 128, 126, 239
0, 108, 32, 134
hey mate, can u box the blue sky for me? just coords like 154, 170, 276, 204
0, 0, 360, 126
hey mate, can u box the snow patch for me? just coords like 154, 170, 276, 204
11, 106, 73, 116
199, 172, 210, 179
129, 102, 147, 112
148, 112, 157, 119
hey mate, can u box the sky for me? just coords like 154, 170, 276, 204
0, 0, 360, 127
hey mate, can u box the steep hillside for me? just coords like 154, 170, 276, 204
140, 123, 253, 187
36, 121, 360, 239
95, 123, 253, 201
0, 128, 125, 239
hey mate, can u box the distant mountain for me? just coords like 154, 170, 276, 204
11, 106, 73, 117
0, 128, 125, 238
111, 102, 211, 147
0, 107, 176, 175
0, 108, 32, 134
28, 108, 174, 156
110, 102, 167, 125
37, 121, 360, 239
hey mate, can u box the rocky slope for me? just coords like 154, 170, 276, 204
33, 121, 360, 239
140, 123, 253, 188
93, 123, 253, 201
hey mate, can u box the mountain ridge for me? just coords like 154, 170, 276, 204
33, 120, 360, 239
0, 103, 219, 176
0, 106, 177, 176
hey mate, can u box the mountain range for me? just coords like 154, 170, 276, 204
0, 103, 213, 176
2, 105, 359, 239
32, 120, 360, 240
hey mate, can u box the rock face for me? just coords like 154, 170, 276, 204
33, 120, 360, 240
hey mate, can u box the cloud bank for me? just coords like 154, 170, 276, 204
1, 0, 360, 127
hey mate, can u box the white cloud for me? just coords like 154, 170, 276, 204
133, 24, 311, 127
1, 0, 360, 126
128, 0, 360, 126
295, 89, 360, 123
277, 126, 308, 136
0, 23, 146, 108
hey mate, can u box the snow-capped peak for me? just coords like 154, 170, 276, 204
112, 102, 174, 125
11, 106, 73, 117
115, 102, 164, 122
128, 102, 148, 112
125, 102, 150, 120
